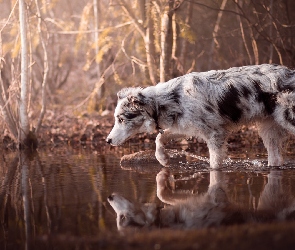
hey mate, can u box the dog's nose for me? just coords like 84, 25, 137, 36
108, 195, 114, 201
106, 138, 112, 144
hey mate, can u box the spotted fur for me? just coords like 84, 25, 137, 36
106, 64, 295, 168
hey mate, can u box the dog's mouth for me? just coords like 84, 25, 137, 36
106, 134, 134, 147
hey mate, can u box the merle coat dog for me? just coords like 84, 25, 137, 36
106, 64, 295, 168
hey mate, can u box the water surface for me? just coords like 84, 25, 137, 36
1, 145, 295, 249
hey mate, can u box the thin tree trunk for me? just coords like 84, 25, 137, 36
268, 0, 274, 63
160, 3, 174, 82
93, 0, 105, 102
249, 23, 259, 65
208, 0, 228, 69
145, 0, 157, 85
236, 0, 253, 64
179, 1, 192, 73
35, 0, 48, 134
18, 0, 30, 145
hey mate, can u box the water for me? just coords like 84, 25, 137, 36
1, 145, 295, 249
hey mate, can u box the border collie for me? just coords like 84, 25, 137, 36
106, 64, 295, 168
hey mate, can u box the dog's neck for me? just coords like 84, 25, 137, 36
141, 87, 163, 132
142, 85, 182, 132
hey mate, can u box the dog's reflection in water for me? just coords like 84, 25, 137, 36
108, 168, 295, 230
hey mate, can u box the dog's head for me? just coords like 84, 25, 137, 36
107, 193, 157, 230
106, 87, 157, 146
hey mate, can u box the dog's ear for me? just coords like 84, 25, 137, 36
127, 92, 146, 107
117, 87, 142, 100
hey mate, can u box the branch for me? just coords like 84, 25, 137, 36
46, 21, 133, 34
0, 0, 18, 33
35, 0, 49, 134
116, 0, 146, 39
185, 0, 244, 18
0, 33, 18, 139
72, 49, 123, 110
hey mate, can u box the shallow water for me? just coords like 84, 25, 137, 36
1, 145, 295, 249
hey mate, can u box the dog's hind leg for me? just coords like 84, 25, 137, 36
206, 131, 228, 169
155, 131, 185, 167
257, 120, 286, 166
274, 92, 295, 136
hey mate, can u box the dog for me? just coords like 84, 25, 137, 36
108, 168, 295, 230
106, 64, 295, 168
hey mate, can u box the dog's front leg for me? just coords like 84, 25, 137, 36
155, 131, 185, 167
155, 132, 171, 167
207, 132, 227, 169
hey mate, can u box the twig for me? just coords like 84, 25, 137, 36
72, 51, 124, 110
35, 0, 49, 134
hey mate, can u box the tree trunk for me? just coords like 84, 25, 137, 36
268, 0, 274, 63
18, 0, 30, 146
19, 0, 37, 149
160, 3, 174, 82
93, 0, 105, 104
145, 0, 157, 85
35, 0, 48, 134
208, 0, 228, 69
236, 0, 253, 64
179, 1, 192, 73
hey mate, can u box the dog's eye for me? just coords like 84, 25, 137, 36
125, 113, 138, 120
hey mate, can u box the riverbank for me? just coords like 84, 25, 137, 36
1, 110, 294, 153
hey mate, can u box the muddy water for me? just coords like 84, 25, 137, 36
1, 145, 295, 249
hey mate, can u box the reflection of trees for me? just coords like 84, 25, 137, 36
0, 150, 158, 246
20, 152, 32, 250
0, 155, 19, 243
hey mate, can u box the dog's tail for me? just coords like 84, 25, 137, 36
274, 92, 295, 135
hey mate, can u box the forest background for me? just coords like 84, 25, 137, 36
0, 0, 295, 150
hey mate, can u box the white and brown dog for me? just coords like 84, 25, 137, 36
106, 64, 295, 168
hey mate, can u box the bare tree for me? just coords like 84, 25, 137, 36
18, 0, 30, 147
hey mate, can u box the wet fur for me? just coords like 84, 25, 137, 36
107, 64, 295, 168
